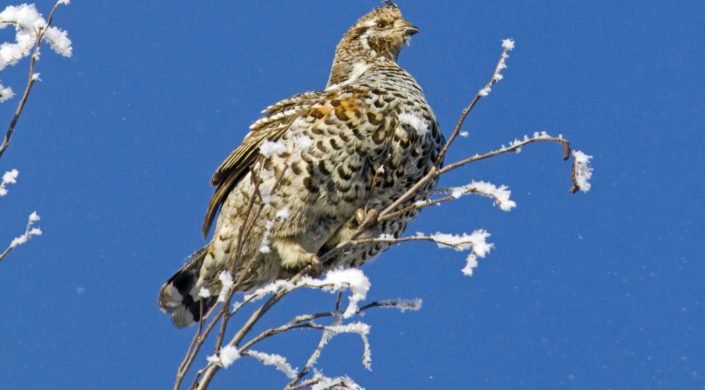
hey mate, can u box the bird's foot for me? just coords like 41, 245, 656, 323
355, 207, 379, 230
305, 254, 322, 277
274, 237, 321, 275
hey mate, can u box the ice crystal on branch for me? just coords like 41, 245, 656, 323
314, 322, 372, 371
0, 3, 72, 71
371, 298, 423, 314
418, 230, 494, 276
305, 268, 371, 318
311, 372, 363, 390
0, 168, 18, 196
0, 83, 13, 102
9, 211, 42, 248
502, 38, 516, 51
477, 38, 516, 97
572, 150, 593, 192
446, 180, 516, 211
241, 268, 371, 319
245, 350, 298, 379
207, 345, 240, 368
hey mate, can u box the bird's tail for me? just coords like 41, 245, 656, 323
158, 247, 216, 328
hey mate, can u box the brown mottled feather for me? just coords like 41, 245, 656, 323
203, 92, 320, 237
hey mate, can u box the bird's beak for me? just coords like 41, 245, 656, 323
401, 22, 420, 36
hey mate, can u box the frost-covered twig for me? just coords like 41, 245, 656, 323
434, 38, 515, 166
244, 350, 298, 379
176, 262, 423, 390
439, 131, 572, 174
383, 179, 516, 220
291, 373, 363, 390
570, 150, 593, 193
0, 168, 18, 196
350, 230, 494, 277
0, 211, 42, 262
190, 268, 397, 390
0, 2, 71, 265
1, 169, 43, 263
0, 1, 72, 158
374, 39, 589, 226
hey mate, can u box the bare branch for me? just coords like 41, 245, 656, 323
0, 211, 41, 263
434, 41, 515, 166
0, 0, 69, 158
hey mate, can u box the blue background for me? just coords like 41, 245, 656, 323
1, 1, 703, 388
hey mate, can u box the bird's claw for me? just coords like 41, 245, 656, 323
306, 254, 322, 277
355, 208, 378, 230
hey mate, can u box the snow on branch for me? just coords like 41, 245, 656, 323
0, 211, 42, 262
363, 298, 423, 313
0, 0, 72, 158
182, 266, 419, 390
301, 269, 370, 318
1, 169, 43, 263
0, 3, 72, 72
309, 372, 363, 390
0, 83, 13, 102
10, 211, 42, 248
420, 230, 494, 276
242, 268, 371, 319
478, 38, 514, 96
326, 322, 372, 370
244, 350, 298, 379
206, 345, 240, 369
571, 150, 593, 192
348, 230, 493, 277
0, 168, 18, 196
441, 180, 516, 211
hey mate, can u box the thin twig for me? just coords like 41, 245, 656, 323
0, 245, 12, 263
286, 378, 321, 390
286, 314, 339, 388
176, 159, 294, 390
382, 185, 504, 221
434, 44, 514, 166
439, 135, 571, 174
214, 162, 291, 353
0, 1, 66, 158
193, 270, 310, 390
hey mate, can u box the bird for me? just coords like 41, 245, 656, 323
158, 1, 444, 328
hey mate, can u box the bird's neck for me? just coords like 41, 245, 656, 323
326, 39, 397, 89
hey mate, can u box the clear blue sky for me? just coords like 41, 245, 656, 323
1, 1, 703, 388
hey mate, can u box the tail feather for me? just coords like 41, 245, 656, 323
158, 247, 216, 328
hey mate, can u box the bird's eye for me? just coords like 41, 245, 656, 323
377, 21, 388, 28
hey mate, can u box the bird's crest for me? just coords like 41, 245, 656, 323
382, 0, 399, 9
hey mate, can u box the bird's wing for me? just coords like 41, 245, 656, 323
203, 86, 400, 238
203, 91, 321, 237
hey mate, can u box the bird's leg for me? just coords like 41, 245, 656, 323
272, 237, 322, 274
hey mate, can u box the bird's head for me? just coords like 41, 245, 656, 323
327, 1, 419, 87
348, 1, 419, 60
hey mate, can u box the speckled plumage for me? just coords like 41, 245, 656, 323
159, 3, 444, 327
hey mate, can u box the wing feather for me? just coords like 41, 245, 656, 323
202, 91, 320, 237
